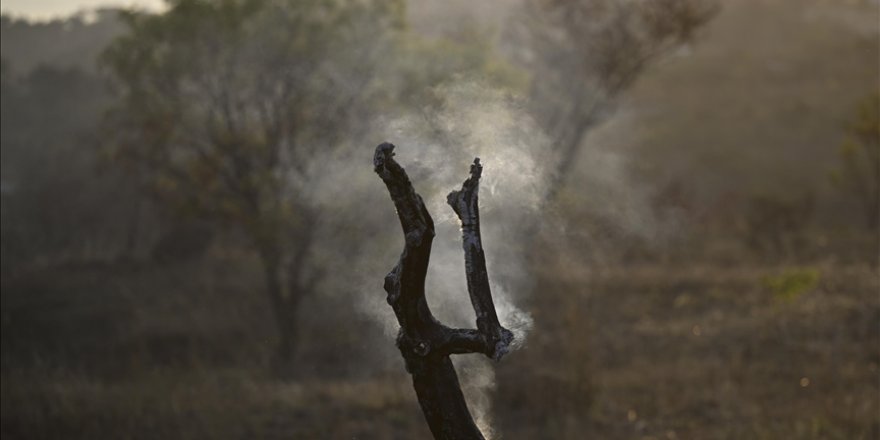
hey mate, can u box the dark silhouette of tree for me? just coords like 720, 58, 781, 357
101, 0, 404, 370
374, 142, 512, 439
0, 61, 129, 265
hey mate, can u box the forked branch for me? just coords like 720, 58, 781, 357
374, 142, 514, 439
448, 158, 513, 361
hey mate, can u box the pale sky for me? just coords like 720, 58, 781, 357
1, 0, 165, 20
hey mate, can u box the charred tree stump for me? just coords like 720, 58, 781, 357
373, 142, 513, 439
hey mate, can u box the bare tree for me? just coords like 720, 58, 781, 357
518, 0, 717, 195
373, 142, 513, 439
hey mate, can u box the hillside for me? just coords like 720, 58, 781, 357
0, 10, 123, 73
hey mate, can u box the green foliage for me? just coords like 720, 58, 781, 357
391, 26, 527, 107
830, 91, 880, 229
761, 267, 820, 303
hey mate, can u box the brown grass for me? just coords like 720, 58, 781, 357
2, 239, 877, 439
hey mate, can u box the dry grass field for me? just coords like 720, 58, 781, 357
2, 234, 877, 439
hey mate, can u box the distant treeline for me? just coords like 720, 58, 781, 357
1, 1, 876, 273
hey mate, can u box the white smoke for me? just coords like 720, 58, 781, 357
307, 76, 681, 437
360, 81, 551, 437
376, 81, 549, 339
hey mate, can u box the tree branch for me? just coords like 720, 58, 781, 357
373, 142, 438, 339
375, 143, 518, 439
447, 158, 514, 361
436, 327, 494, 357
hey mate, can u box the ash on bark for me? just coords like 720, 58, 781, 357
374, 142, 513, 439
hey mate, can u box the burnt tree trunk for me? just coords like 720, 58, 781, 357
259, 250, 296, 363
373, 142, 513, 440
259, 240, 316, 375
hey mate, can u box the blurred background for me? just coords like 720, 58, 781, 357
1, 0, 878, 438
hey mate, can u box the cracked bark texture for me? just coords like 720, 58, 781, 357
373, 142, 513, 439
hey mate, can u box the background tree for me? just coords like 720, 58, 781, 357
831, 92, 879, 230
515, 0, 718, 195
101, 0, 405, 369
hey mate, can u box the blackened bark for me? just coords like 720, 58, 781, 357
374, 142, 513, 439
447, 159, 514, 361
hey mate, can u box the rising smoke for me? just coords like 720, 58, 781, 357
349, 80, 553, 436
307, 74, 679, 436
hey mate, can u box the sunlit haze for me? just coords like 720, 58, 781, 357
1, 0, 164, 20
